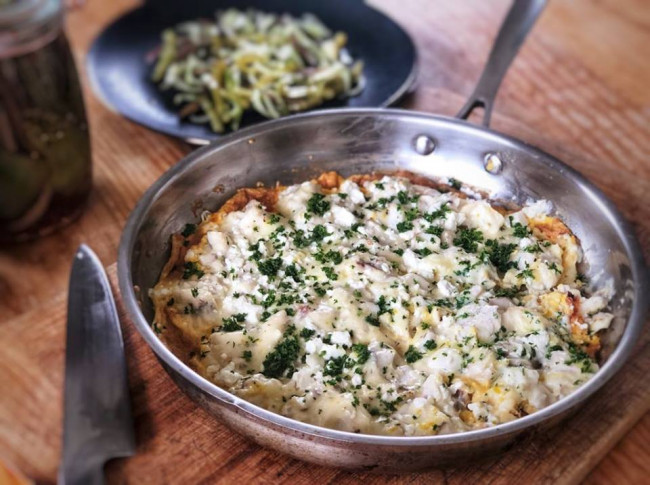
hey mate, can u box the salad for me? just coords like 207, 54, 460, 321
151, 9, 365, 133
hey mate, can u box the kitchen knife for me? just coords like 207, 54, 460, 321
59, 245, 135, 485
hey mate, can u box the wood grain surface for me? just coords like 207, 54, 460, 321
0, 0, 648, 483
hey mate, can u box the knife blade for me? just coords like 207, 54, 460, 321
59, 245, 135, 485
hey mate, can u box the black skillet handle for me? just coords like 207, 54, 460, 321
456, 0, 546, 127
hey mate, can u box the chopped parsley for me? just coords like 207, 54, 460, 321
365, 314, 381, 327
546, 344, 563, 358
494, 286, 523, 298
284, 263, 303, 282
404, 207, 419, 222
377, 295, 391, 315
518, 268, 534, 279
293, 224, 330, 247
315, 250, 343, 265
324, 355, 352, 377
221, 313, 247, 332
396, 221, 414, 233
300, 328, 316, 339
352, 343, 370, 364
182, 261, 204, 280
565, 343, 594, 373
258, 258, 283, 278
509, 216, 531, 238
397, 190, 412, 204
404, 345, 423, 363
424, 203, 450, 222
424, 340, 437, 351
262, 328, 300, 378
431, 298, 452, 309
311, 224, 329, 242
524, 243, 543, 253
414, 247, 433, 257
455, 294, 470, 309
425, 225, 444, 237
262, 291, 276, 308
485, 240, 517, 273
547, 262, 562, 274
323, 266, 338, 280
453, 226, 484, 253
306, 193, 330, 216
343, 223, 361, 238
248, 241, 263, 261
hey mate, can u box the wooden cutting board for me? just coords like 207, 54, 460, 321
0, 265, 648, 485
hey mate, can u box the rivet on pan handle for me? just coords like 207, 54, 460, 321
456, 0, 547, 127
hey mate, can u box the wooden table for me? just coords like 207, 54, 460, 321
1, 0, 648, 483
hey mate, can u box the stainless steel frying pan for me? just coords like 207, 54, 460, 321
118, 0, 648, 471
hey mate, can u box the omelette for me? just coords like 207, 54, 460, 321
150, 172, 613, 435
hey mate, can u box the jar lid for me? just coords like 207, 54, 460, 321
0, 0, 62, 58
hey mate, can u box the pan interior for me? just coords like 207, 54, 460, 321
126, 110, 643, 372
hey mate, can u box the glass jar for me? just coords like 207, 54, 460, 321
0, 0, 91, 243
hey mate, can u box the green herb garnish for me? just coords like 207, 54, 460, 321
306, 193, 330, 216
485, 240, 517, 273
396, 221, 413, 233
404, 345, 423, 363
323, 355, 352, 377
182, 261, 205, 280
365, 314, 381, 327
221, 313, 247, 332
300, 328, 316, 339
258, 257, 283, 278
262, 328, 300, 378
424, 340, 437, 351
453, 226, 484, 253
352, 343, 370, 364
509, 216, 531, 238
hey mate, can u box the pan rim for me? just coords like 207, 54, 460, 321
118, 107, 649, 447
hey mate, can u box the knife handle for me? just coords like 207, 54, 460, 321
58, 460, 105, 485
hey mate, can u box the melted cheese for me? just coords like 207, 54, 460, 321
150, 174, 612, 436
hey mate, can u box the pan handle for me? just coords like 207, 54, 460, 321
456, 0, 547, 127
